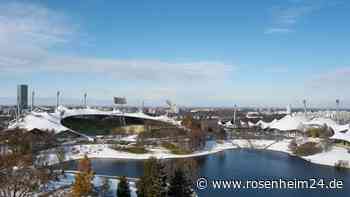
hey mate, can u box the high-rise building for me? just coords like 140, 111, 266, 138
17, 84, 28, 113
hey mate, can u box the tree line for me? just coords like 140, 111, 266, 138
72, 156, 197, 197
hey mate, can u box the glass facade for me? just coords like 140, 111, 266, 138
17, 84, 28, 112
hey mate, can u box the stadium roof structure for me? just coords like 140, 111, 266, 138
8, 106, 180, 139
221, 114, 350, 143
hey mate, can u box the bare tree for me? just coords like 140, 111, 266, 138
0, 129, 59, 197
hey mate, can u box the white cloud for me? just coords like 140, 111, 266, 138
264, 28, 293, 34
36, 56, 234, 82
272, 5, 316, 25
265, 0, 327, 34
0, 2, 235, 105
0, 2, 233, 82
0, 2, 75, 72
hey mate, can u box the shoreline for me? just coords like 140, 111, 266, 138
44, 139, 350, 169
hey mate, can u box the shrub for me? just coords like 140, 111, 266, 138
306, 126, 333, 138
117, 176, 131, 197
335, 160, 349, 170
124, 146, 148, 154
294, 142, 322, 156
110, 145, 148, 154
162, 142, 192, 155
288, 139, 298, 153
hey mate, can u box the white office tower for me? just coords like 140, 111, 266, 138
286, 104, 292, 115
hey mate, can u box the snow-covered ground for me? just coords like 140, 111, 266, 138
303, 146, 350, 167
41, 138, 350, 169
46, 173, 137, 197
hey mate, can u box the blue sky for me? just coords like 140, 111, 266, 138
0, 0, 350, 107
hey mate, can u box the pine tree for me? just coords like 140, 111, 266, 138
71, 155, 94, 197
157, 161, 168, 197
117, 176, 131, 197
136, 175, 147, 197
136, 157, 168, 197
168, 168, 193, 197
99, 177, 110, 197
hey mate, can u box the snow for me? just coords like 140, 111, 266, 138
8, 112, 69, 132
256, 120, 270, 129
248, 121, 256, 127
330, 130, 350, 142
40, 138, 350, 169
120, 135, 138, 142
221, 114, 350, 143
305, 117, 349, 132
303, 146, 350, 168
47, 173, 137, 197
224, 121, 233, 127
8, 106, 180, 134
269, 115, 308, 131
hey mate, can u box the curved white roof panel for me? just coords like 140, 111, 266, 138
269, 115, 309, 131
9, 106, 179, 134
330, 129, 350, 142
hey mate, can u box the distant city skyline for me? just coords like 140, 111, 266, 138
1, 0, 350, 107
0, 95, 348, 109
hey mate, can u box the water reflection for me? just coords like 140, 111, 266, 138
64, 149, 350, 197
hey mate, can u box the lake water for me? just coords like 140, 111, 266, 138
65, 149, 350, 197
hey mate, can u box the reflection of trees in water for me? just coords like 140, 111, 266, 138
217, 151, 226, 163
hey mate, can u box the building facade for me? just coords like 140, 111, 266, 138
17, 84, 28, 113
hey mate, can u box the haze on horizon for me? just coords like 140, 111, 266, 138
0, 0, 349, 108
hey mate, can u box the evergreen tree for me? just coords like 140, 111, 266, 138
136, 157, 168, 197
136, 175, 147, 197
99, 177, 110, 197
168, 168, 193, 197
117, 176, 131, 197
157, 161, 168, 197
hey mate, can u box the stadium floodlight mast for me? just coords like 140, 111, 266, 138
336, 99, 340, 122
56, 91, 60, 109
84, 93, 87, 108
113, 97, 127, 126
31, 91, 35, 111
303, 99, 307, 115
16, 101, 20, 123
233, 104, 237, 126
142, 100, 145, 113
